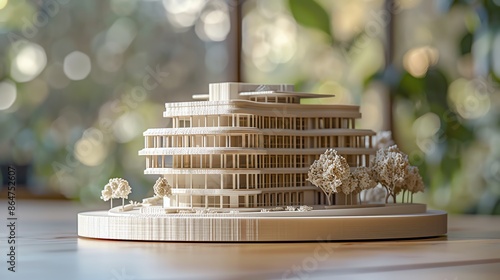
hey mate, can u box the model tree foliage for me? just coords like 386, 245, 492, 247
371, 145, 410, 203
153, 177, 172, 198
307, 149, 350, 205
404, 166, 425, 203
100, 178, 131, 210
100, 184, 114, 208
348, 166, 377, 203
115, 178, 132, 210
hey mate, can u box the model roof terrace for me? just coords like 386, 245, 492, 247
191, 82, 334, 103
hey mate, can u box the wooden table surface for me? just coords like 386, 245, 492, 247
0, 200, 499, 280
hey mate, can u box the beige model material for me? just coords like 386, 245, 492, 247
79, 83, 447, 242
78, 204, 447, 242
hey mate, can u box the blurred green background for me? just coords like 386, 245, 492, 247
1, 0, 499, 214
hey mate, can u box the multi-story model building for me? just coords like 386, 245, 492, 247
139, 83, 376, 209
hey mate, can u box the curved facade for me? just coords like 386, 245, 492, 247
139, 83, 376, 208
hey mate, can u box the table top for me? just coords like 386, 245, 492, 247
0, 200, 499, 280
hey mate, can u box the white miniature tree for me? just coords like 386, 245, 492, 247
101, 178, 131, 210
363, 185, 387, 203
307, 149, 350, 205
307, 159, 331, 203
100, 184, 114, 208
341, 183, 356, 205
360, 131, 394, 203
153, 177, 172, 198
404, 166, 425, 203
340, 173, 356, 205
371, 145, 409, 203
116, 179, 131, 210
349, 167, 377, 204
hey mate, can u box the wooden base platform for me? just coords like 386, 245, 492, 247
78, 204, 447, 242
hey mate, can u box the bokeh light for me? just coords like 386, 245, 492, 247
0, 0, 8, 10
195, 5, 230, 42
10, 42, 47, 83
162, 0, 206, 29
63, 51, 92, 80
412, 112, 441, 140
0, 79, 16, 110
412, 112, 441, 155
403, 46, 439, 78
74, 135, 108, 167
243, 13, 297, 72
332, 2, 366, 42
113, 112, 143, 143
448, 78, 491, 119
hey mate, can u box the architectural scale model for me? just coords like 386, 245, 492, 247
139, 82, 375, 208
78, 82, 447, 242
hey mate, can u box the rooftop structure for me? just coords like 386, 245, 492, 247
139, 83, 376, 208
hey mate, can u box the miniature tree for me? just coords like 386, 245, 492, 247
153, 177, 172, 198
115, 178, 132, 210
349, 166, 377, 204
307, 159, 331, 203
340, 179, 356, 205
307, 149, 350, 205
340, 170, 357, 205
101, 178, 132, 210
362, 185, 387, 203
404, 166, 425, 203
100, 184, 114, 208
370, 145, 409, 203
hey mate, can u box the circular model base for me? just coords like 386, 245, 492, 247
78, 205, 447, 242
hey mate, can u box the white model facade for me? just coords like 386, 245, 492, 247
139, 83, 375, 208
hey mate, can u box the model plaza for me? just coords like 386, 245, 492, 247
139, 83, 376, 209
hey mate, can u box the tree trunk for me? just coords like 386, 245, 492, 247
388, 185, 396, 204
122, 198, 125, 211
110, 199, 113, 209
327, 194, 332, 205
385, 186, 390, 203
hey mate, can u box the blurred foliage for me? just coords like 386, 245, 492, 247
0, 0, 231, 203
243, 0, 500, 214
288, 0, 332, 39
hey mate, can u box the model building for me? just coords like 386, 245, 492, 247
81, 82, 446, 242
138, 83, 376, 208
